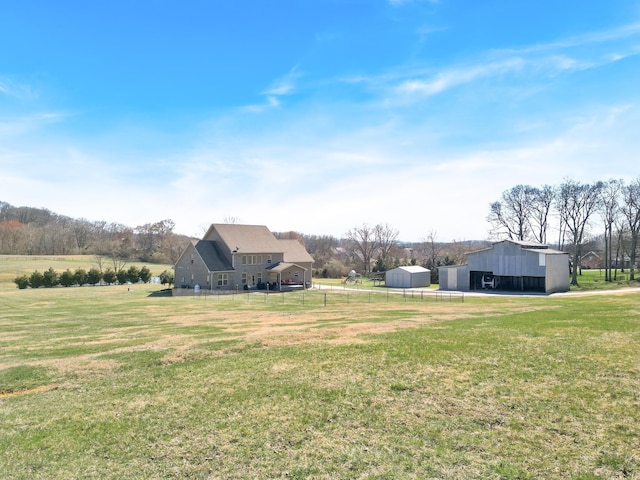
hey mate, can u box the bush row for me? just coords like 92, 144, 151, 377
14, 266, 174, 289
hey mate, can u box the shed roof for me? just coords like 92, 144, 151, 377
387, 265, 430, 274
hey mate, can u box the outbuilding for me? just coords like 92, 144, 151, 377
439, 239, 569, 294
385, 265, 431, 288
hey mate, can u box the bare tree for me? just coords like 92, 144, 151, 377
613, 219, 628, 279
423, 230, 442, 283
600, 179, 623, 282
374, 223, 399, 264
528, 185, 555, 244
487, 185, 534, 241
557, 179, 604, 286
346, 224, 378, 274
621, 177, 640, 281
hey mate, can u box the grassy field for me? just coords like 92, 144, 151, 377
0, 255, 173, 291
1, 257, 639, 479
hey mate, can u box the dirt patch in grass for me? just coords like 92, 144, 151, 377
5, 300, 555, 382
0, 384, 58, 398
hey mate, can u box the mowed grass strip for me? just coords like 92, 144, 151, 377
0, 284, 638, 479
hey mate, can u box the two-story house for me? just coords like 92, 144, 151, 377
174, 224, 314, 293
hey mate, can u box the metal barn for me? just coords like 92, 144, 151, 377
385, 265, 431, 288
439, 239, 569, 294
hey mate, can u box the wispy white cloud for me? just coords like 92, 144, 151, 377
396, 58, 525, 95
368, 27, 640, 103
241, 95, 280, 113
0, 112, 69, 137
261, 66, 302, 96
499, 22, 640, 55
241, 67, 302, 112
0, 76, 37, 99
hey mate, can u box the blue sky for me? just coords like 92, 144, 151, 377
2, 0, 639, 242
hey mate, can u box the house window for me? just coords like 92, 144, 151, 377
217, 273, 228, 287
241, 273, 247, 285
257, 272, 262, 283
266, 254, 272, 264
241, 255, 263, 265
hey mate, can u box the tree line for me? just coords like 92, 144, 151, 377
487, 177, 640, 285
289, 226, 479, 284
2, 199, 469, 282
14, 265, 174, 289
0, 201, 189, 263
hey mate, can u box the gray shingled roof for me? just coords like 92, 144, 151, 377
194, 240, 233, 272
209, 224, 284, 253
205, 224, 314, 263
279, 239, 314, 263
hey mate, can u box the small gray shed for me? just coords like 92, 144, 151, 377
385, 266, 431, 288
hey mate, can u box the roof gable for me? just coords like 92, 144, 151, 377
205, 224, 283, 253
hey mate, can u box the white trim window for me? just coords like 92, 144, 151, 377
241, 255, 263, 265
241, 273, 247, 285
217, 273, 228, 287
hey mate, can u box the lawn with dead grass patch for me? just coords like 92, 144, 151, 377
0, 284, 638, 479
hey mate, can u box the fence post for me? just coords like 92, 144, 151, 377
324, 293, 327, 307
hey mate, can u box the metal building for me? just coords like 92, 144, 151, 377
439, 239, 569, 294
385, 265, 431, 288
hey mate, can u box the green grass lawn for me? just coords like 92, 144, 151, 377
0, 255, 172, 292
0, 257, 639, 479
570, 267, 640, 291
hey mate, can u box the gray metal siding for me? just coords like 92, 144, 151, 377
468, 242, 545, 277
545, 254, 570, 293
386, 268, 430, 288
410, 271, 431, 288
438, 265, 468, 291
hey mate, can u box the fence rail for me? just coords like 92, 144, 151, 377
174, 285, 464, 306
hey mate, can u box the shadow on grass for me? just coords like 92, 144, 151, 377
147, 288, 173, 297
